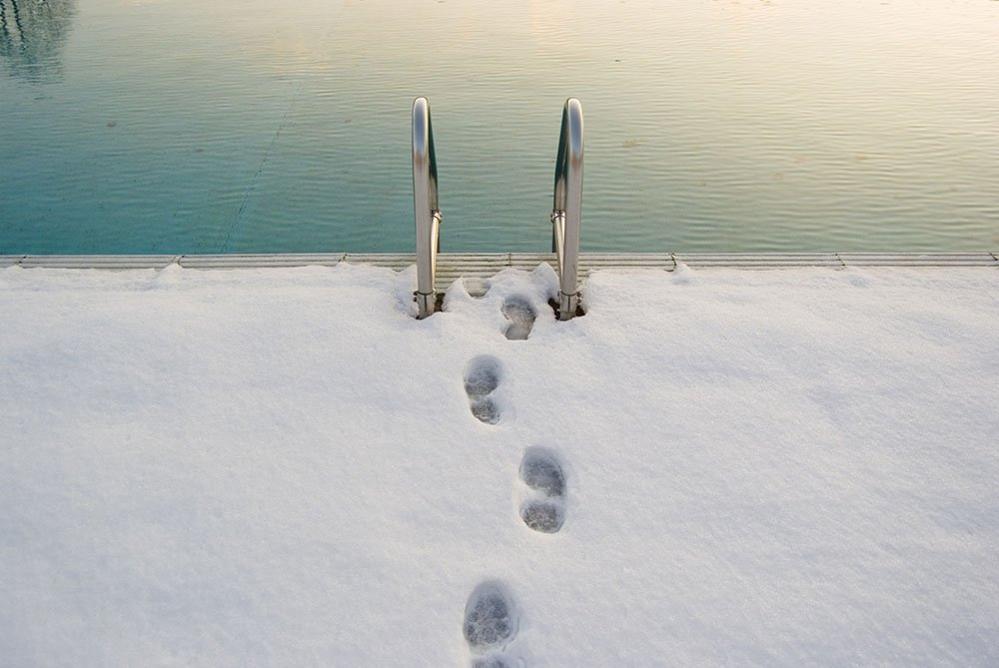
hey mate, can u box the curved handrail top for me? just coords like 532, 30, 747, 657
563, 97, 584, 164
411, 96, 439, 213
411, 97, 429, 157
553, 98, 584, 211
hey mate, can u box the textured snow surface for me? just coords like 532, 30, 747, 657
1, 263, 998, 666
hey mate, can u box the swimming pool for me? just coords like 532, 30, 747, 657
1, 0, 997, 254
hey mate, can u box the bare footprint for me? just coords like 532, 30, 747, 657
519, 448, 567, 533
464, 356, 503, 425
502, 296, 536, 341
464, 581, 519, 656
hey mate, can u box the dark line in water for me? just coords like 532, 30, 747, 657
219, 80, 302, 253
11, 0, 23, 47
1, 0, 24, 48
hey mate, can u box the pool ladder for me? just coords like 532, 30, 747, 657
412, 97, 583, 320
411, 97, 441, 320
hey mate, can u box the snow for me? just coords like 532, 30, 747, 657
1, 262, 997, 666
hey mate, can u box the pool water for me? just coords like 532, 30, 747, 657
1, 0, 998, 254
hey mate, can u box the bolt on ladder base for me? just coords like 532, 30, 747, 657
556, 291, 581, 321
414, 291, 438, 319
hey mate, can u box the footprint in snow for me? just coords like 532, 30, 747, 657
501, 296, 536, 341
464, 581, 519, 664
464, 355, 503, 425
519, 448, 567, 534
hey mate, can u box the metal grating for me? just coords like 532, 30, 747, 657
19, 255, 178, 269
836, 252, 996, 267
0, 255, 26, 267
341, 253, 416, 269
3, 253, 996, 275
179, 253, 344, 268
675, 253, 843, 268
510, 252, 673, 276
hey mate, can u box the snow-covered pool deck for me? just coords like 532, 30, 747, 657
1, 256, 998, 665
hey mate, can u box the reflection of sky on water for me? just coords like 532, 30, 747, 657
0, 0, 997, 253
0, 0, 76, 82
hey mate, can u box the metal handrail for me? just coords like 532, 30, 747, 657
412, 97, 442, 319
551, 98, 584, 320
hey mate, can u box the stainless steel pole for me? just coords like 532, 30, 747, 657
412, 97, 441, 319
551, 98, 583, 320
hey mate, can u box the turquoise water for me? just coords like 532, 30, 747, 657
1, 0, 998, 254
